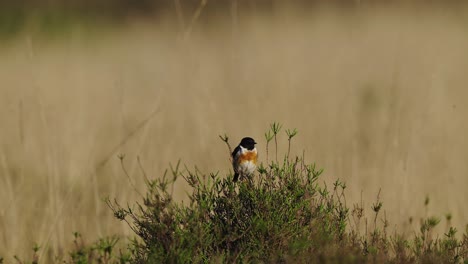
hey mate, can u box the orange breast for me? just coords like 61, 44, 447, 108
239, 151, 258, 164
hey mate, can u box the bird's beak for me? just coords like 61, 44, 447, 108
254, 141, 257, 144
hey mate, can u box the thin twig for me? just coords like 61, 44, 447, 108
266, 141, 269, 165
219, 134, 233, 163
119, 154, 143, 198
274, 134, 278, 162
137, 156, 150, 184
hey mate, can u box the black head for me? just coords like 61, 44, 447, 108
239, 137, 257, 150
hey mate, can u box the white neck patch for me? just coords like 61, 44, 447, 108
240, 145, 257, 153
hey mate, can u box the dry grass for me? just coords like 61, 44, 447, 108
1, 5, 468, 261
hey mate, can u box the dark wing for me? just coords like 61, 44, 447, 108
232, 145, 241, 172
232, 145, 241, 182
232, 145, 240, 159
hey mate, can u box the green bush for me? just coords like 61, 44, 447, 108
108, 157, 354, 263
106, 124, 468, 263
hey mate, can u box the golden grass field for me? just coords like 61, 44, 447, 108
1, 5, 468, 261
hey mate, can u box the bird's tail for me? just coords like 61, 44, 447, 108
233, 172, 239, 182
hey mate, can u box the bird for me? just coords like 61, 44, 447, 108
232, 137, 258, 182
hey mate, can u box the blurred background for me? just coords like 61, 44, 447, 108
1, 0, 468, 261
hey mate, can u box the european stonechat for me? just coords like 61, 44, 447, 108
232, 137, 258, 182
